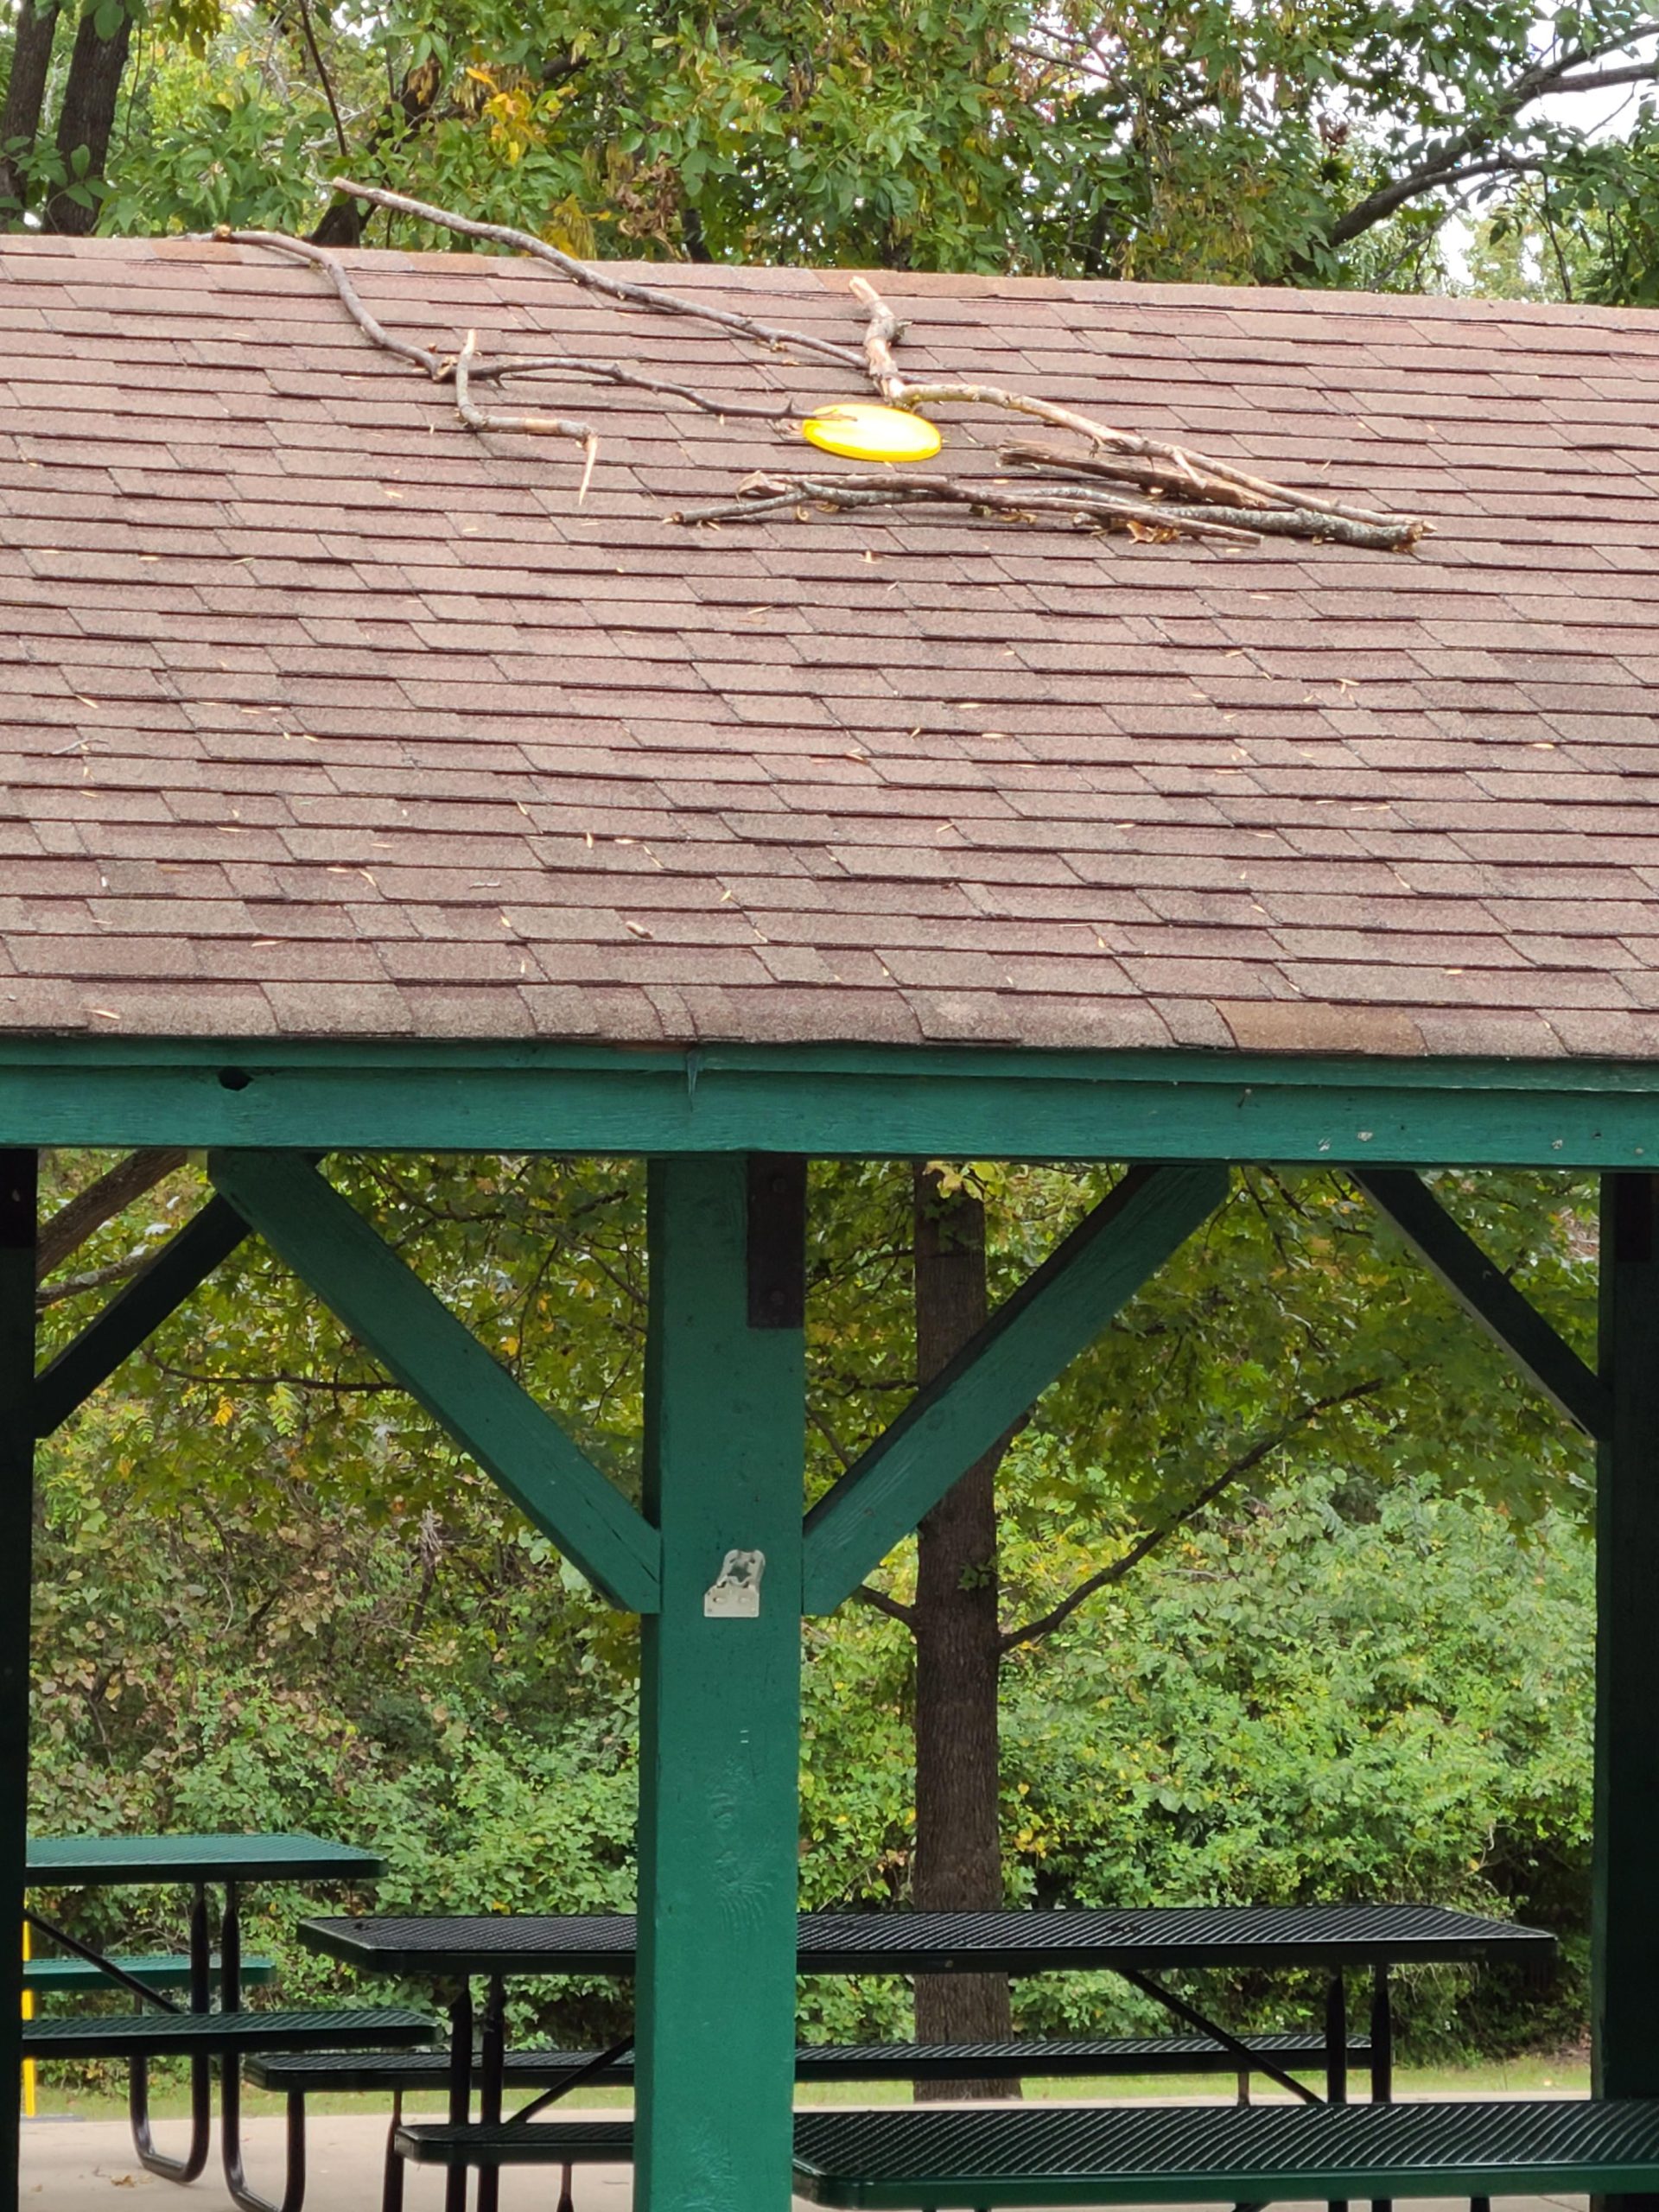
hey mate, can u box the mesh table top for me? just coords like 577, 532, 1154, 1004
29, 1833, 386, 1885
301, 1903, 1552, 1978
391, 2100, 1659, 2205
789, 2097, 1659, 2207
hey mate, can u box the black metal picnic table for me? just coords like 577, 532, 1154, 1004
302, 1903, 1553, 2212
29, 1834, 391, 2203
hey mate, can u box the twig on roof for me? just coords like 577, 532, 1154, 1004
847, 274, 1427, 547
677, 471, 1417, 550
216, 226, 791, 422
998, 441, 1275, 505
454, 330, 599, 500
213, 227, 444, 372
215, 200, 1427, 557
443, 352, 794, 419
330, 177, 868, 372
673, 469, 1265, 539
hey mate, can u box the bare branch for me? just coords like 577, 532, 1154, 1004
997, 1375, 1391, 1653
999, 440, 1272, 506
143, 1355, 399, 1396
675, 468, 1421, 550
851, 1582, 918, 1630
293, 0, 350, 163
461, 353, 793, 419
676, 468, 1263, 538
36, 1254, 149, 1309
219, 199, 1422, 558
1326, 35, 1659, 251
845, 276, 1425, 537
214, 226, 442, 370
37, 1148, 190, 1282
454, 329, 598, 499
331, 178, 868, 371
1549, 59, 1659, 95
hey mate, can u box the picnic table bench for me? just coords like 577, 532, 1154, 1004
394, 2095, 1659, 2212
25, 1954, 276, 1994
250, 2027, 1370, 2101
308, 1904, 1551, 2212
26, 1833, 434, 2212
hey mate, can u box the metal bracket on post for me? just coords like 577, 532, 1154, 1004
704, 1549, 766, 1618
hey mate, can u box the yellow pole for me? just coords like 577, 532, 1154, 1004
20, 1922, 34, 2119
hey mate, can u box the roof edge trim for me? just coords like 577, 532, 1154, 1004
0, 1039, 1652, 1169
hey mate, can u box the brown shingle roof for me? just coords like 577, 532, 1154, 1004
3, 234, 1659, 1057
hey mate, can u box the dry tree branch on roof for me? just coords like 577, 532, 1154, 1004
221, 225, 794, 416
329, 178, 868, 372
453, 329, 599, 500
219, 186, 1427, 556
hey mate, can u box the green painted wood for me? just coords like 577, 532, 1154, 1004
1593, 1174, 1659, 2212
802, 1165, 1228, 1614
27, 1833, 385, 1884
32, 1195, 250, 1438
24, 1955, 275, 1993
16, 1035, 1659, 1094
0, 1152, 35, 2212
207, 1152, 659, 1615
634, 1154, 804, 2212
4, 1040, 1659, 1168
1352, 1169, 1610, 1440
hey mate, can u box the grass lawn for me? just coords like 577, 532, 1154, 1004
24, 2056, 1593, 2123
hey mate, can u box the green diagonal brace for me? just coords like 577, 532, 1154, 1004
35, 1195, 250, 1439
208, 1151, 660, 1613
1352, 1166, 1611, 1441
801, 1162, 1229, 1614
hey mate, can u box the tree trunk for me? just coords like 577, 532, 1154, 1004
0, 0, 63, 222
308, 58, 442, 245
910, 1165, 1016, 2098
42, 0, 134, 235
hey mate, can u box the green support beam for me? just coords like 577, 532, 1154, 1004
634, 1155, 804, 2212
207, 1151, 659, 1615
1352, 1169, 1610, 1441
1593, 1173, 1659, 2206
33, 1194, 250, 1439
0, 1153, 36, 2212
801, 1163, 1229, 1615
6, 1039, 1659, 1168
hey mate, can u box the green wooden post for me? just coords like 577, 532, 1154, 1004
634, 1155, 805, 2212
0, 1152, 36, 2212
1593, 1172, 1659, 2207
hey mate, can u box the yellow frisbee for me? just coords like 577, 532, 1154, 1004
801, 402, 943, 464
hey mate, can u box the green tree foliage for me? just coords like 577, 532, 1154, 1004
5, 0, 1659, 297
28, 1151, 1598, 2061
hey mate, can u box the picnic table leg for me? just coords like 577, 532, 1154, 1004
380, 2088, 406, 2212
220, 1880, 305, 2212
446, 1981, 474, 2212
475, 1976, 505, 2212
129, 1882, 212, 2185
632, 1155, 805, 2212
1370, 1965, 1393, 2212
1325, 1970, 1348, 2212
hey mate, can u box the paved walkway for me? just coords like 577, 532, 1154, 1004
21, 2114, 627, 2212
19, 2112, 1593, 2212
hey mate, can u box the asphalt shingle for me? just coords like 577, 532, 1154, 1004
3, 237, 1659, 1057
